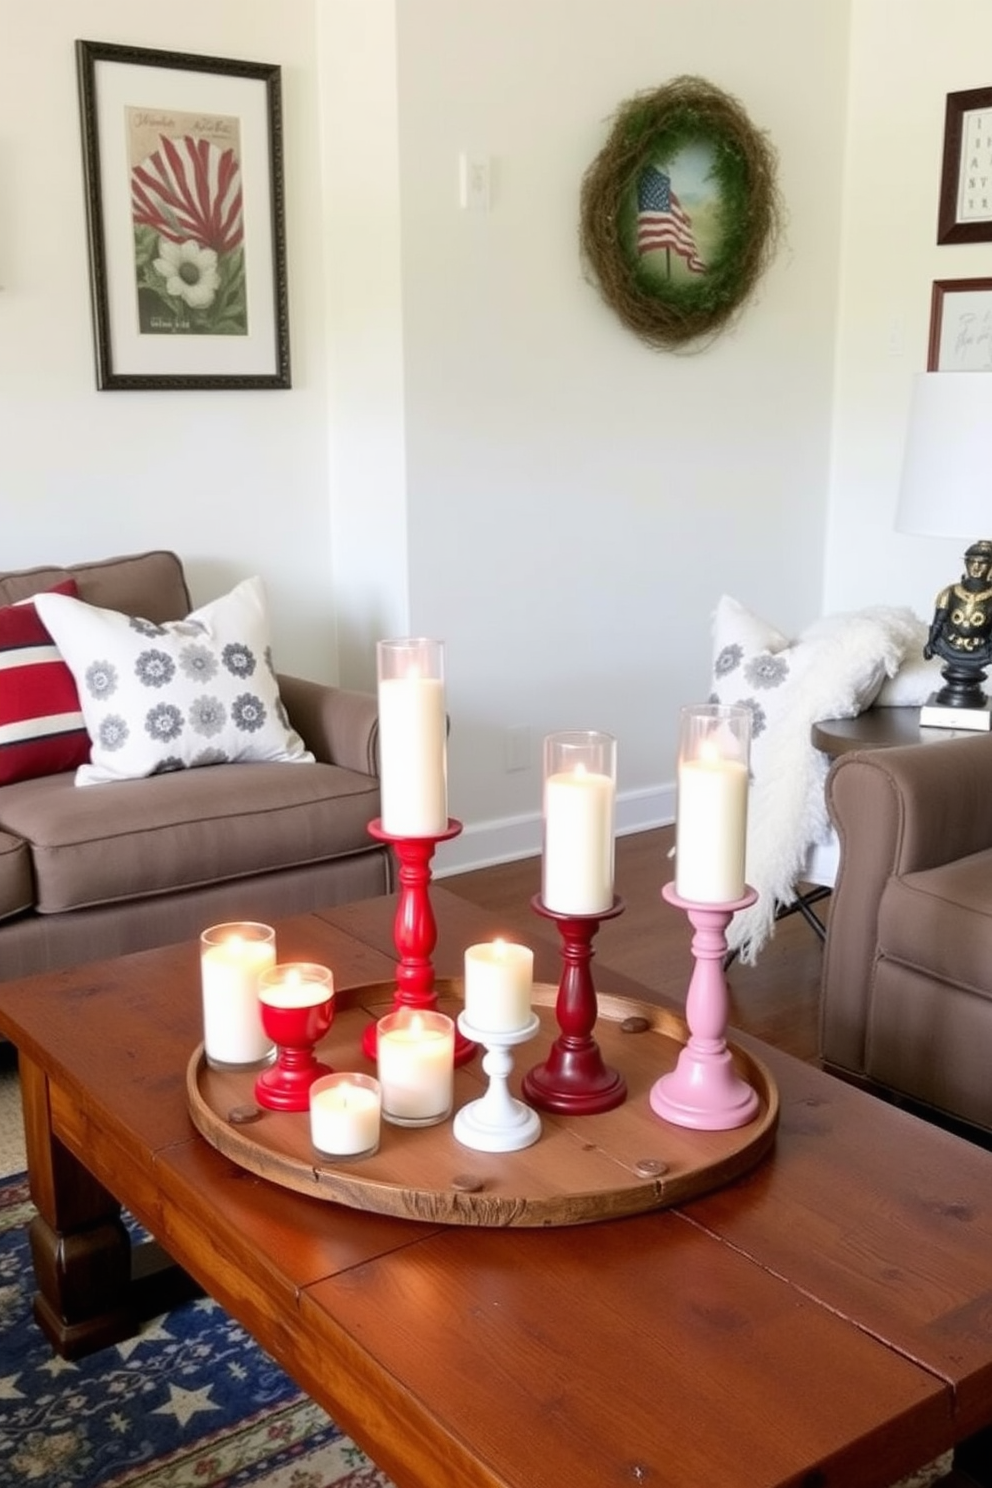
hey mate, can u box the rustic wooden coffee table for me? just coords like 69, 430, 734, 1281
3, 887, 992, 1488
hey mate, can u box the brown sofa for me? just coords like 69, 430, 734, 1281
0, 550, 391, 982
821, 732, 992, 1140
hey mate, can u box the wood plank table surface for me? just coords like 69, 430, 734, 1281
3, 888, 992, 1488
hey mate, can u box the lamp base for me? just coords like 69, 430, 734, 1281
920, 696, 992, 732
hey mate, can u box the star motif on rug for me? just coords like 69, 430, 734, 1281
115, 1317, 175, 1360
38, 1353, 80, 1378
0, 1373, 25, 1398
153, 1382, 222, 1428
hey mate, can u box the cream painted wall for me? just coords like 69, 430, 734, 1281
0, 1, 336, 678
1, 0, 852, 875
826, 0, 992, 625
392, 0, 850, 869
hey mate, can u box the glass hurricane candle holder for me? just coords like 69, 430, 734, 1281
675, 703, 751, 905
309, 1073, 381, 1160
541, 730, 617, 916
376, 637, 448, 838
254, 963, 335, 1112
376, 1009, 455, 1128
199, 921, 276, 1072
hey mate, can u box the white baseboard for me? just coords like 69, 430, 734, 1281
433, 783, 675, 877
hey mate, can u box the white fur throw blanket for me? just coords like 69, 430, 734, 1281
708, 598, 927, 963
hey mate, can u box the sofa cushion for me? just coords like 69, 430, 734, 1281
878, 850, 992, 996
0, 581, 90, 786
0, 550, 191, 622
0, 829, 33, 922
0, 761, 381, 914
35, 576, 314, 784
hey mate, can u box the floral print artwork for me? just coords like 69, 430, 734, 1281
127, 106, 248, 336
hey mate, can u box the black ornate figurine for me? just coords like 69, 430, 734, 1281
924, 539, 992, 713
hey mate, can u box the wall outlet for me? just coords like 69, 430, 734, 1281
459, 152, 491, 212
504, 725, 531, 772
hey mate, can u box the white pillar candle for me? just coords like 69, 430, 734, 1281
676, 747, 749, 903
463, 940, 534, 1032
200, 922, 276, 1070
542, 766, 616, 915
310, 1074, 381, 1158
377, 1010, 455, 1126
377, 639, 448, 838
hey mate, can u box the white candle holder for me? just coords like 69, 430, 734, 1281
454, 1012, 542, 1152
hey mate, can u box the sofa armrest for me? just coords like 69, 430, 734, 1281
277, 674, 379, 776
821, 733, 992, 1075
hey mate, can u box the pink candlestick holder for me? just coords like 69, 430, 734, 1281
362, 818, 476, 1066
521, 894, 626, 1115
650, 882, 760, 1130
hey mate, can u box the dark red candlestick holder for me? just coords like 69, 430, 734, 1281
362, 817, 476, 1065
521, 893, 627, 1115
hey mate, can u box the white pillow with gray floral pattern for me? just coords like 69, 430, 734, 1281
34, 576, 313, 785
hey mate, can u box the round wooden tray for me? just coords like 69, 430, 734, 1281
187, 980, 778, 1228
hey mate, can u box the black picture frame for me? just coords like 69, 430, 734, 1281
76, 39, 291, 390
937, 86, 992, 245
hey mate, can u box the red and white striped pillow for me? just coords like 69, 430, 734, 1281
0, 581, 90, 785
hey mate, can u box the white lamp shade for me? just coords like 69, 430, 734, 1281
897, 372, 992, 539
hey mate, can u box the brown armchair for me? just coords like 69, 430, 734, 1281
820, 732, 992, 1140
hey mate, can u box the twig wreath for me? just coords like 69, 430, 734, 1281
579, 76, 783, 351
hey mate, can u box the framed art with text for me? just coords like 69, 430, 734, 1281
937, 86, 992, 245
75, 39, 291, 390
927, 278, 992, 370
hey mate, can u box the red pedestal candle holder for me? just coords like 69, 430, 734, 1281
362, 818, 476, 1065
254, 968, 336, 1113
521, 894, 626, 1115
649, 882, 760, 1130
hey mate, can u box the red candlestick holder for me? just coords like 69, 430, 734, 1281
362, 818, 476, 1066
521, 894, 627, 1115
650, 881, 760, 1130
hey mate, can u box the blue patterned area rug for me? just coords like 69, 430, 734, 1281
0, 1175, 396, 1487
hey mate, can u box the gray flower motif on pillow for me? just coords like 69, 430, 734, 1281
135, 648, 175, 689
714, 643, 743, 679
129, 617, 167, 638
179, 644, 218, 684
98, 715, 129, 752
232, 692, 266, 733
743, 653, 788, 690
145, 702, 184, 743
739, 697, 767, 738
189, 695, 226, 738
85, 659, 118, 701
153, 756, 186, 775
190, 747, 229, 768
222, 642, 256, 679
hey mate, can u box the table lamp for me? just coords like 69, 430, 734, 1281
896, 371, 992, 730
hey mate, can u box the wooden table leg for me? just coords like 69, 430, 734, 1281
20, 1057, 201, 1359
952, 1424, 992, 1486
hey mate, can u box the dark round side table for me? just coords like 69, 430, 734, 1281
811, 706, 926, 758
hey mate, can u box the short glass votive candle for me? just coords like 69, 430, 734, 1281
675, 703, 751, 904
541, 730, 617, 916
309, 1072, 381, 1160
376, 637, 448, 838
200, 922, 277, 1072
376, 1009, 455, 1127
